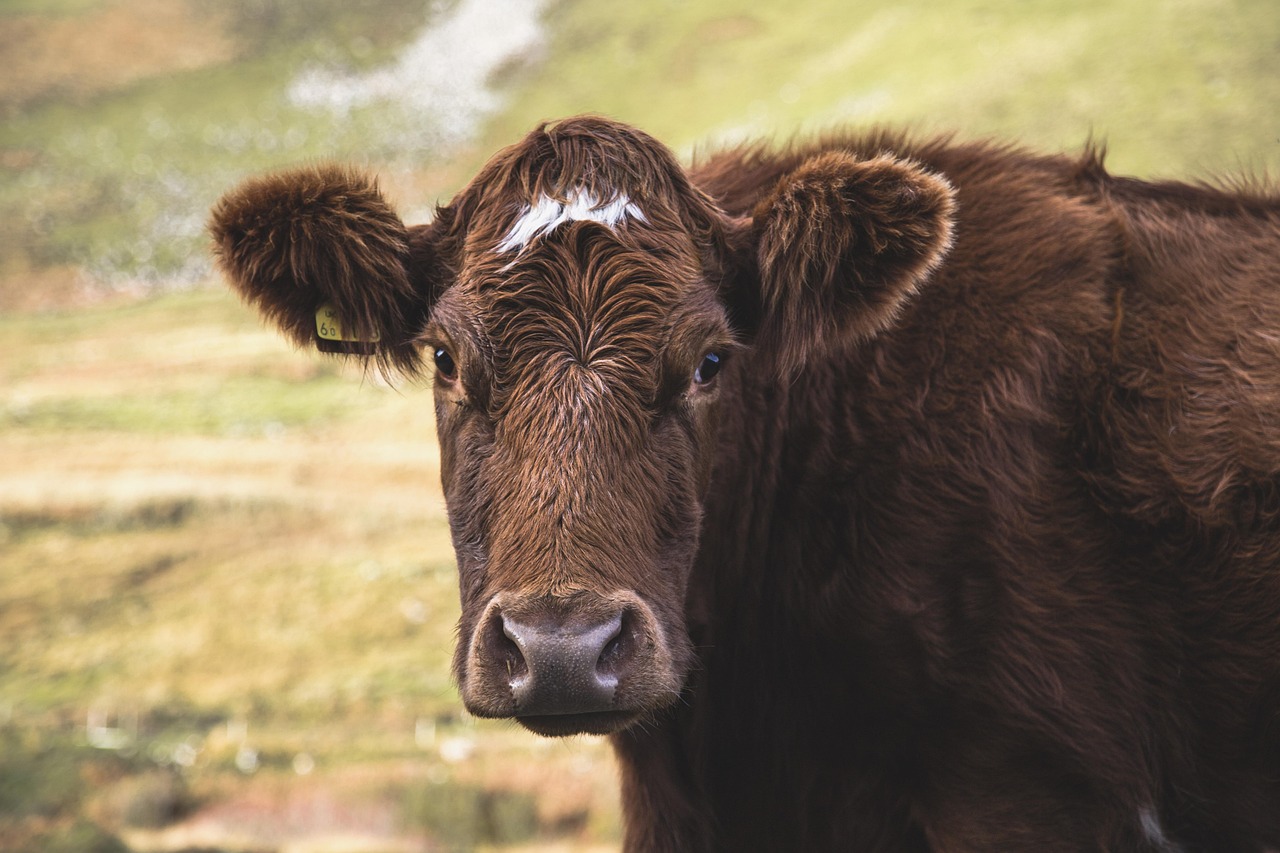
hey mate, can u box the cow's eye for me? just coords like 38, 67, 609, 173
433, 347, 458, 381
694, 352, 723, 386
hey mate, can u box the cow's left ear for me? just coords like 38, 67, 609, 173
742, 151, 955, 374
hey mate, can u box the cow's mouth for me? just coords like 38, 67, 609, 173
516, 709, 640, 737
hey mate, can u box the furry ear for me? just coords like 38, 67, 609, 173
209, 164, 441, 374
750, 151, 955, 374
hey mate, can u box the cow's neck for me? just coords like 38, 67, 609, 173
694, 348, 872, 636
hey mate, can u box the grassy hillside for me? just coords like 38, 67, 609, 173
2, 0, 1277, 302
489, 0, 1280, 175
2, 0, 1278, 850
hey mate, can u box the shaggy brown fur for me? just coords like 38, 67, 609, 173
210, 116, 1280, 851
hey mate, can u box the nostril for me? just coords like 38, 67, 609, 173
595, 610, 634, 682
486, 610, 528, 683
600, 633, 623, 667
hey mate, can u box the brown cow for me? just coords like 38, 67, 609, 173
210, 116, 1280, 851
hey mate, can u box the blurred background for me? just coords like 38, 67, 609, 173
1, 0, 1277, 850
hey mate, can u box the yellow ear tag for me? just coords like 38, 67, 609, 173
315, 304, 379, 354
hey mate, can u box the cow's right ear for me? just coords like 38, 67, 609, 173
209, 164, 449, 375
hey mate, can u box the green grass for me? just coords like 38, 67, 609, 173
4, 0, 1278, 295
0, 289, 453, 717
0, 289, 364, 435
0, 286, 619, 850
486, 0, 1280, 177
0, 0, 441, 287
0, 0, 105, 14
1, 374, 361, 434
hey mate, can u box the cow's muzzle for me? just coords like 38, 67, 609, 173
461, 590, 678, 735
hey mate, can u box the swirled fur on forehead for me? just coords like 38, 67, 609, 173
476, 224, 699, 424
433, 116, 732, 424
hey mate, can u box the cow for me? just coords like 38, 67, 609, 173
210, 115, 1280, 851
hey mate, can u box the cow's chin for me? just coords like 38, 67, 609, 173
515, 710, 641, 738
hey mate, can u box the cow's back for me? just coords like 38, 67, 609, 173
1082, 173, 1280, 529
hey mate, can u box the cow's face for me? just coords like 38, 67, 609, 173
425, 222, 728, 734
209, 117, 954, 736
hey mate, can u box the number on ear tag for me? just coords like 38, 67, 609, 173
315, 304, 379, 355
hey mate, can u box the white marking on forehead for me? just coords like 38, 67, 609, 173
497, 187, 647, 253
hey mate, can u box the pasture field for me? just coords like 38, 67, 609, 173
2, 0, 1278, 849
0, 288, 620, 851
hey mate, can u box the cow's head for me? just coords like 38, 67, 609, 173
209, 117, 954, 736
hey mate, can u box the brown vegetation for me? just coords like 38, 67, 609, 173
0, 0, 235, 113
